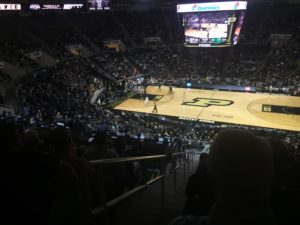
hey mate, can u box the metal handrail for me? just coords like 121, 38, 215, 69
0, 104, 13, 109
90, 152, 194, 221
172, 152, 187, 192
173, 152, 186, 157
171, 151, 197, 192
90, 155, 165, 166
91, 154, 167, 220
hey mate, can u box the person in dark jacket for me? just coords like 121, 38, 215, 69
50, 127, 92, 225
183, 153, 214, 216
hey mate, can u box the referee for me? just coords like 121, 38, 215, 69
152, 102, 158, 113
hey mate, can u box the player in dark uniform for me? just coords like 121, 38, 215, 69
152, 102, 158, 113
169, 86, 173, 94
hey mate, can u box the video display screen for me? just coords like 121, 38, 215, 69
0, 4, 21, 10
41, 4, 62, 10
177, 1, 247, 47
88, 0, 110, 10
63, 4, 83, 10
29, 4, 40, 10
29, 4, 83, 10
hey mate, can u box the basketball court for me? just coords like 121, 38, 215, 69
115, 86, 300, 132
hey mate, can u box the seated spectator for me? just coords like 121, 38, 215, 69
0, 122, 23, 152
183, 153, 214, 216
170, 129, 276, 225
0, 123, 81, 225
23, 128, 40, 151
83, 130, 126, 201
83, 130, 119, 160
267, 138, 300, 225
49, 127, 92, 225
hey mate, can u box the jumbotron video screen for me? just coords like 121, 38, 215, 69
177, 1, 247, 47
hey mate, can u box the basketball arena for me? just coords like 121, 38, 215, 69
115, 86, 300, 132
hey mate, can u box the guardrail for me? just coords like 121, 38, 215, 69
171, 151, 197, 192
89, 152, 196, 221
0, 104, 14, 115
90, 155, 166, 219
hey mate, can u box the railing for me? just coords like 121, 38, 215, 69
89, 152, 196, 221
90, 155, 166, 218
0, 104, 14, 115
171, 151, 197, 192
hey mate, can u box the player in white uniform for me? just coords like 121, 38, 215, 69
145, 95, 149, 106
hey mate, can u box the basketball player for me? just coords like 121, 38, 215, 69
140, 87, 144, 100
206, 27, 210, 40
169, 86, 173, 94
158, 83, 162, 91
145, 95, 149, 106
152, 102, 158, 113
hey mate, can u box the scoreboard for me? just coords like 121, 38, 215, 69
177, 1, 247, 47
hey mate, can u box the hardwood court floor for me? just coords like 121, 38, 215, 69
115, 86, 300, 132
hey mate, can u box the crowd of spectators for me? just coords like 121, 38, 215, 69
16, 58, 121, 128
2, 111, 299, 225
0, 5, 298, 91
92, 50, 139, 80
116, 9, 167, 45
0, 39, 39, 68
182, 122, 300, 163
258, 45, 300, 95
128, 44, 300, 96
0, 120, 173, 225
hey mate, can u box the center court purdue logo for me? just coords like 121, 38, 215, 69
183, 98, 234, 107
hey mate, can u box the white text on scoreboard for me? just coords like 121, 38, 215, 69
0, 4, 21, 10
177, 1, 247, 13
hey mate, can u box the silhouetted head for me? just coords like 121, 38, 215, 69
49, 127, 72, 153
24, 129, 39, 147
200, 152, 209, 161
208, 129, 273, 204
114, 138, 126, 154
196, 152, 209, 172
0, 122, 23, 151
93, 131, 107, 145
